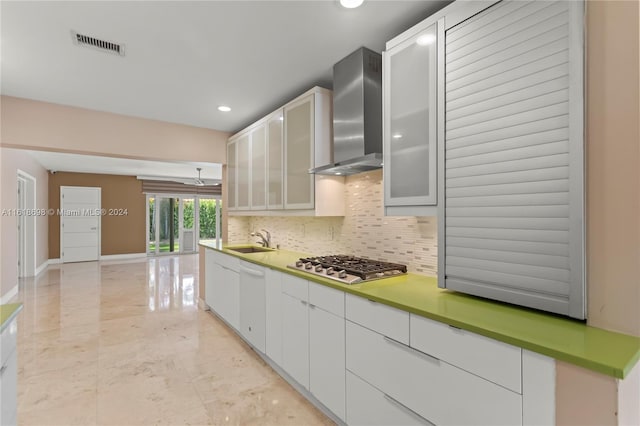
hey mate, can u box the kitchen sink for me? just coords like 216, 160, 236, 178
227, 246, 274, 254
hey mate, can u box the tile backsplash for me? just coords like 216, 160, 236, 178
227, 170, 437, 276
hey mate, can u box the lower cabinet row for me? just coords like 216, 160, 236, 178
204, 249, 555, 426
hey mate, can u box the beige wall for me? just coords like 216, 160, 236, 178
0, 148, 49, 298
48, 172, 146, 258
557, 1, 640, 425
0, 96, 229, 164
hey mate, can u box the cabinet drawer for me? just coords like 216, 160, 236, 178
346, 321, 522, 426
346, 293, 409, 344
1, 320, 17, 366
347, 371, 431, 426
282, 274, 308, 302
410, 314, 522, 393
217, 252, 240, 272
309, 282, 344, 318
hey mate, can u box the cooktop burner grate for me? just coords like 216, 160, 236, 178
298, 255, 407, 281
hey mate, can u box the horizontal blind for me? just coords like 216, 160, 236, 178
442, 0, 584, 318
141, 180, 221, 196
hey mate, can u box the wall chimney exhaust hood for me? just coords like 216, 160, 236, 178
310, 47, 382, 176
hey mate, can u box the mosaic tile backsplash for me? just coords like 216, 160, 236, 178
228, 170, 438, 276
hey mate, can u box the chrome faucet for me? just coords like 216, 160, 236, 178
251, 229, 272, 248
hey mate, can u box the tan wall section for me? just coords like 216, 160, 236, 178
586, 0, 640, 338
558, 2, 640, 425
0, 96, 229, 164
0, 148, 49, 298
48, 173, 145, 258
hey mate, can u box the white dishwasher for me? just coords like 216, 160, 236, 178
239, 260, 267, 353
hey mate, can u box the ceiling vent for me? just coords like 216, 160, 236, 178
71, 30, 125, 56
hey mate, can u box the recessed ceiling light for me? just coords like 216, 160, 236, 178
392, 134, 403, 139
279, 116, 284, 121
335, 172, 342, 175
416, 34, 436, 46
340, 0, 364, 9
218, 105, 231, 112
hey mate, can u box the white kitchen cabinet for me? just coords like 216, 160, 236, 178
438, 0, 586, 319
308, 283, 345, 421
346, 320, 522, 426
250, 125, 267, 211
265, 268, 283, 364
346, 371, 430, 426
0, 319, 18, 426
267, 110, 284, 210
226, 141, 237, 211
204, 249, 218, 311
281, 275, 309, 390
235, 134, 250, 210
239, 260, 266, 353
345, 293, 409, 344
227, 87, 344, 216
206, 251, 240, 330
383, 18, 441, 217
284, 92, 318, 209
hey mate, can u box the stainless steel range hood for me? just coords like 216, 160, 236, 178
310, 47, 382, 176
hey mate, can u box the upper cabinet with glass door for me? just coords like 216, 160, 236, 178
383, 20, 442, 216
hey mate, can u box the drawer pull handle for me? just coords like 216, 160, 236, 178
383, 336, 440, 365
383, 393, 435, 425
309, 303, 316, 309
0, 365, 7, 376
449, 324, 464, 333
301, 300, 308, 306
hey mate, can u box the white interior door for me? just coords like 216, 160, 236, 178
61, 186, 101, 263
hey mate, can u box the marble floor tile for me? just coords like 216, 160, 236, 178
15, 254, 333, 426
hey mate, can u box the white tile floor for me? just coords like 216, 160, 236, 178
15, 254, 333, 426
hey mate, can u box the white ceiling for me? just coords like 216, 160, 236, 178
0, 0, 450, 134
26, 150, 222, 184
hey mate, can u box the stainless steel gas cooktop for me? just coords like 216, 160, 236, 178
287, 255, 407, 285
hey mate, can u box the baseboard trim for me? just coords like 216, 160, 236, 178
48, 258, 62, 265
99, 253, 147, 261
0, 284, 19, 304
35, 260, 49, 276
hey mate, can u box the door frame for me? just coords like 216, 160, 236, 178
60, 186, 101, 263
17, 170, 36, 277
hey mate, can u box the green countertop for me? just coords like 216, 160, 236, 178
0, 303, 23, 333
200, 243, 640, 379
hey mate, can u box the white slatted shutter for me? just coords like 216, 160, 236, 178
439, 0, 585, 319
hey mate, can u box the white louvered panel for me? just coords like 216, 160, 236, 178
447, 51, 569, 103
447, 246, 569, 270
446, 179, 569, 198
446, 205, 570, 218
446, 266, 570, 296
447, 141, 569, 169
446, 236, 569, 257
445, 1, 529, 45
447, 78, 569, 122
447, 155, 570, 179
442, 0, 584, 318
447, 64, 569, 112
447, 2, 568, 65
447, 167, 569, 188
447, 127, 568, 158
446, 38, 569, 93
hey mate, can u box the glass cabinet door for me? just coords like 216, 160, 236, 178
284, 94, 314, 209
267, 110, 284, 209
250, 125, 267, 210
236, 134, 250, 210
227, 141, 237, 210
384, 22, 438, 207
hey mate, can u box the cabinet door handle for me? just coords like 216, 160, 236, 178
309, 303, 316, 309
300, 300, 308, 306
383, 336, 440, 365
0, 364, 7, 376
448, 324, 464, 333
240, 266, 265, 277
383, 393, 435, 425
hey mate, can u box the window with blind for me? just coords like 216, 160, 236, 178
438, 0, 585, 319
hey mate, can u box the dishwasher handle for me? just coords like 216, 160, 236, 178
240, 265, 265, 278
